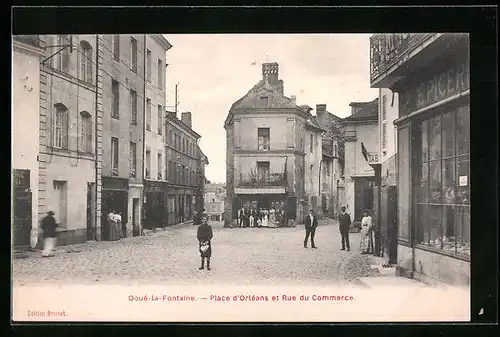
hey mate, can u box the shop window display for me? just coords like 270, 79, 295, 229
415, 105, 470, 257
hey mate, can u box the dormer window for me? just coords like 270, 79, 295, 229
258, 96, 269, 108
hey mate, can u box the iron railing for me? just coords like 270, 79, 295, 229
370, 33, 436, 83
13, 35, 42, 49
238, 172, 286, 187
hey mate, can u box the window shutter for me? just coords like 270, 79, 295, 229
86, 49, 93, 83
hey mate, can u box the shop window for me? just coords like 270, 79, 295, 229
415, 105, 470, 257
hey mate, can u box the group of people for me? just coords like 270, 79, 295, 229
237, 207, 286, 228
304, 206, 374, 254
106, 210, 124, 241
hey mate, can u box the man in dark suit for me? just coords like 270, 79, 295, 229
338, 206, 351, 251
304, 209, 318, 249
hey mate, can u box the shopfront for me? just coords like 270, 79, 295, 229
395, 48, 470, 285
101, 177, 129, 241
166, 186, 195, 226
143, 180, 169, 230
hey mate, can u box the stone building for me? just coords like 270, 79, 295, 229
100, 34, 148, 239
204, 183, 225, 221
315, 104, 345, 218
12, 35, 45, 249
342, 99, 379, 222
164, 111, 203, 225
223, 62, 323, 226
142, 35, 172, 229
36, 34, 101, 245
370, 33, 470, 285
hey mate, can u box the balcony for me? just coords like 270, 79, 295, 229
13, 35, 42, 49
370, 33, 440, 87
238, 172, 286, 188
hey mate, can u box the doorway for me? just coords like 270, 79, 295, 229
86, 182, 95, 241
132, 197, 140, 236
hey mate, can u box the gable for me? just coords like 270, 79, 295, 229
230, 79, 297, 111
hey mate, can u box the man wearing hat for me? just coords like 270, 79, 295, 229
40, 211, 59, 257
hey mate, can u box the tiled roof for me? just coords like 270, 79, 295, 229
344, 98, 379, 121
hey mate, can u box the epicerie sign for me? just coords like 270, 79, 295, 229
400, 60, 469, 116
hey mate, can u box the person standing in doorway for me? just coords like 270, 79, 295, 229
338, 206, 351, 251
41, 211, 58, 257
197, 215, 213, 271
249, 208, 255, 228
304, 209, 318, 249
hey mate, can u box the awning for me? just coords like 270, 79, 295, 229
234, 187, 286, 195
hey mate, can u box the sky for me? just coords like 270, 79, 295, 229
163, 34, 378, 184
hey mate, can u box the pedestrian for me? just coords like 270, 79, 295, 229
338, 206, 351, 251
304, 209, 318, 249
116, 211, 123, 239
237, 208, 244, 228
249, 208, 255, 228
360, 210, 374, 254
40, 211, 58, 257
197, 215, 213, 271
193, 211, 199, 225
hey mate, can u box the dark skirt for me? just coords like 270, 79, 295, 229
199, 241, 212, 258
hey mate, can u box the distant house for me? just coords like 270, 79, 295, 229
204, 183, 225, 221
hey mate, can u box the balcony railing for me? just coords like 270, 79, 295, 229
13, 35, 42, 49
238, 172, 286, 187
370, 33, 436, 83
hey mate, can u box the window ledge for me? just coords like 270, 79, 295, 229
415, 243, 470, 262
397, 237, 411, 246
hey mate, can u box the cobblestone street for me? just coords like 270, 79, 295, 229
13, 219, 378, 286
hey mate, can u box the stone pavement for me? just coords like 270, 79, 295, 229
12, 218, 378, 286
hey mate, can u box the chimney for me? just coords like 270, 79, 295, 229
316, 104, 326, 123
181, 112, 192, 129
262, 62, 284, 94
290, 95, 296, 106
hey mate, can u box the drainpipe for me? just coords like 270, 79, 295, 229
142, 34, 147, 231
94, 34, 99, 241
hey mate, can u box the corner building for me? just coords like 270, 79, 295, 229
370, 33, 470, 285
224, 62, 323, 227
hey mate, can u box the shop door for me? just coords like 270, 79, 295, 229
354, 179, 374, 221
386, 185, 398, 264
13, 190, 32, 248
86, 183, 95, 241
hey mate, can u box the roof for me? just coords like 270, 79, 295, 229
197, 144, 209, 165
165, 110, 201, 139
344, 98, 379, 122
305, 114, 326, 132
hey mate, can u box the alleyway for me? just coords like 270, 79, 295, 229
12, 219, 378, 286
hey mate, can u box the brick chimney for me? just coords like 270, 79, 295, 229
316, 104, 327, 123
181, 112, 192, 128
262, 62, 284, 94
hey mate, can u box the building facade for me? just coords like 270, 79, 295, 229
370, 33, 470, 285
204, 183, 225, 221
342, 99, 379, 222
12, 36, 45, 249
164, 111, 203, 226
142, 35, 172, 230
315, 104, 345, 218
37, 34, 101, 246
100, 34, 147, 239
377, 87, 400, 263
224, 62, 323, 226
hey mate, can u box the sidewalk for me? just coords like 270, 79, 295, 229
14, 219, 194, 259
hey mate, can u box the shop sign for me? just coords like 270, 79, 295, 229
400, 60, 469, 116
13, 169, 30, 189
459, 176, 468, 187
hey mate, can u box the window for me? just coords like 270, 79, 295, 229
53, 103, 69, 149
130, 37, 138, 72
146, 98, 151, 130
310, 134, 314, 153
334, 144, 338, 157
258, 96, 268, 108
257, 128, 270, 151
182, 138, 185, 153
130, 89, 137, 125
111, 80, 119, 119
169, 130, 173, 145
129, 142, 137, 178
111, 137, 119, 176
112, 35, 120, 61
181, 165, 185, 184
415, 105, 470, 257
157, 153, 162, 180
145, 149, 151, 179
146, 49, 152, 82
157, 59, 163, 90
257, 161, 270, 180
168, 160, 173, 181
56, 35, 70, 72
158, 105, 163, 134
79, 41, 93, 83
80, 111, 92, 153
